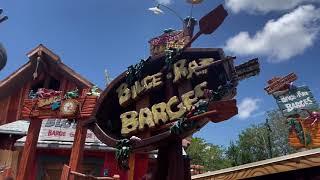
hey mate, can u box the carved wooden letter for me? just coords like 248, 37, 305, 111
121, 111, 138, 135
142, 75, 154, 91
138, 108, 155, 130
181, 90, 198, 111
187, 60, 200, 79
198, 58, 214, 75
116, 83, 131, 107
194, 81, 208, 98
166, 96, 187, 120
173, 59, 189, 83
152, 102, 168, 125
131, 81, 145, 100
152, 72, 163, 89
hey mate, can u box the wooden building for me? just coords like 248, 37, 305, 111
192, 148, 320, 180
0, 45, 149, 179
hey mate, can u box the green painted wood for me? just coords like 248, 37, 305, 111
274, 86, 318, 116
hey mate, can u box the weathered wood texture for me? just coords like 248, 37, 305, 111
68, 122, 88, 180
264, 73, 297, 94
16, 119, 42, 180
192, 148, 320, 180
60, 164, 120, 180
289, 118, 320, 149
0, 44, 96, 125
21, 96, 98, 119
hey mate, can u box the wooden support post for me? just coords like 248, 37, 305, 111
68, 120, 87, 180
16, 119, 42, 180
155, 137, 185, 180
60, 165, 71, 180
167, 137, 185, 180
128, 154, 136, 180
128, 95, 150, 180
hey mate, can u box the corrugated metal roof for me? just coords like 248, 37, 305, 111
0, 120, 29, 135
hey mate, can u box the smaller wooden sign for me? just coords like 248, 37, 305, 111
149, 30, 189, 56
288, 117, 320, 149
274, 86, 318, 117
265, 73, 297, 94
22, 96, 98, 119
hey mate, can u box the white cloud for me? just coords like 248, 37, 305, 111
225, 0, 318, 13
238, 98, 260, 119
225, 5, 320, 63
156, 0, 171, 5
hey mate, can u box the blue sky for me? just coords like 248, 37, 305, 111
0, 0, 319, 147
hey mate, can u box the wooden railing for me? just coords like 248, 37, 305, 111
60, 165, 120, 180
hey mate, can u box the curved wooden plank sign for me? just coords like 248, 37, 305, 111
91, 48, 239, 151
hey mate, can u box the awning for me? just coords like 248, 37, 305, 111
0, 120, 29, 135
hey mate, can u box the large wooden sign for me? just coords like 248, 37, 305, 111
274, 86, 318, 116
91, 48, 249, 151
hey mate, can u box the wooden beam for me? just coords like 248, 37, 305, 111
16, 119, 42, 180
68, 120, 87, 180
60, 164, 71, 180
192, 148, 320, 180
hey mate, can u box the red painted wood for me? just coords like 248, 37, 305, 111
16, 119, 42, 180
68, 121, 87, 180
103, 152, 128, 180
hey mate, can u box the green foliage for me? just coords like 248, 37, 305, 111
186, 137, 231, 171
186, 110, 297, 171
226, 110, 297, 166
115, 139, 132, 170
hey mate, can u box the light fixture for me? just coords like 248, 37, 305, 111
148, 6, 164, 15
148, 4, 184, 23
186, 0, 204, 4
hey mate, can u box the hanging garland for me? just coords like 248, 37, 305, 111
288, 118, 312, 146
64, 88, 79, 99
126, 59, 149, 86
115, 139, 132, 170
170, 117, 196, 135
86, 85, 100, 97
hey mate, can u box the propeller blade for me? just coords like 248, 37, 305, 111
0, 16, 8, 24
199, 4, 228, 34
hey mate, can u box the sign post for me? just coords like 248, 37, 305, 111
265, 73, 320, 149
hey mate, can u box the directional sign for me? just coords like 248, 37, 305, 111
274, 86, 318, 116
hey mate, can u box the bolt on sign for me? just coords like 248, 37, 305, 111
274, 86, 318, 116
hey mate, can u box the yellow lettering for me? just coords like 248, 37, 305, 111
131, 81, 145, 100
194, 82, 208, 98
121, 111, 138, 135
151, 102, 168, 124
187, 60, 200, 79
181, 91, 198, 111
166, 96, 187, 120
116, 83, 131, 107
152, 72, 163, 89
173, 59, 188, 83
138, 108, 155, 130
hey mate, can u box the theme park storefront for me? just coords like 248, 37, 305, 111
13, 119, 150, 179
0, 45, 150, 179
